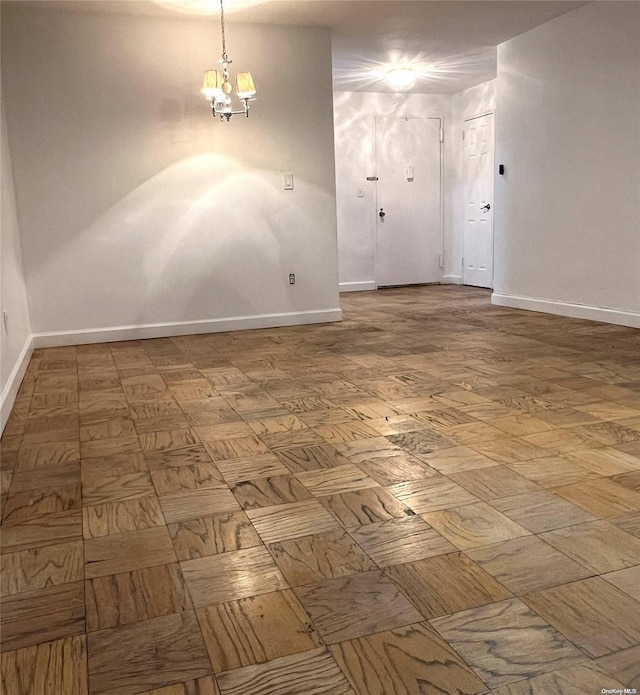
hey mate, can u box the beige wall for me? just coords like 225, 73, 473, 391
494, 1, 640, 325
1, 3, 340, 341
1, 100, 32, 430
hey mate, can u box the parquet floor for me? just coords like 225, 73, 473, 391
2, 285, 640, 694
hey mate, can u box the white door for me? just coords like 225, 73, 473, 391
375, 117, 442, 287
463, 113, 494, 288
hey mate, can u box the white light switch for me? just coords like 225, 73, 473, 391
405, 165, 414, 181
283, 173, 294, 190
356, 188, 364, 198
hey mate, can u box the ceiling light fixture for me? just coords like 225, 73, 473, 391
385, 66, 418, 91
200, 0, 256, 121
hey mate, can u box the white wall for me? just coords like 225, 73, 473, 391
333, 91, 452, 290
1, 101, 32, 432
1, 4, 340, 342
494, 1, 640, 326
451, 80, 496, 284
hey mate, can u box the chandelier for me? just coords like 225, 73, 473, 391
200, 0, 256, 121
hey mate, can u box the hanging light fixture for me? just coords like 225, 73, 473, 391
200, 0, 256, 121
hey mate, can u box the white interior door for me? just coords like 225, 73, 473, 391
375, 117, 442, 287
463, 113, 495, 288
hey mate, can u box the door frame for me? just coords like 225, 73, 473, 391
462, 111, 496, 289
372, 115, 444, 289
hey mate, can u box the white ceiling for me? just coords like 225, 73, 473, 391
19, 0, 586, 93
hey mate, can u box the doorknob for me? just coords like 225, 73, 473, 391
379, 208, 386, 218
480, 203, 491, 212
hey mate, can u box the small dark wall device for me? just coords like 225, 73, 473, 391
498, 164, 505, 175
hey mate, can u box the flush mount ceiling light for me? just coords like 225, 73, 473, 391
385, 66, 418, 91
154, 0, 267, 15
200, 0, 256, 121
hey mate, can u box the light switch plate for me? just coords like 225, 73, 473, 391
283, 173, 294, 190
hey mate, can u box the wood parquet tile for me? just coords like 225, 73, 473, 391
602, 564, 640, 600
448, 466, 543, 500
138, 677, 220, 695
215, 455, 289, 484
0, 580, 86, 652
267, 530, 376, 586
4, 286, 640, 692
82, 470, 156, 506
320, 487, 413, 528
296, 464, 379, 497
467, 535, 593, 594
541, 520, 640, 573
83, 496, 165, 538
0, 635, 88, 695
197, 589, 323, 672
87, 611, 211, 695
295, 569, 423, 644
215, 648, 355, 695
430, 598, 586, 688
553, 477, 640, 518
180, 546, 288, 606
247, 500, 342, 543
1, 510, 84, 553
484, 662, 626, 694
491, 490, 598, 533
611, 510, 640, 537
169, 511, 262, 561
422, 501, 530, 550
275, 444, 352, 473
356, 453, 436, 486
151, 463, 225, 495
388, 475, 479, 513
1, 540, 84, 596
348, 516, 455, 567
230, 475, 312, 510
385, 552, 512, 619
523, 577, 640, 658
84, 526, 177, 578
595, 645, 640, 691
159, 489, 240, 524
85, 563, 192, 631
330, 622, 487, 695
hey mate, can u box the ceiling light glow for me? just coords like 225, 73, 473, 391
385, 66, 418, 91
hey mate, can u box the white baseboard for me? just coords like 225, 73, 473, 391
31, 308, 343, 349
442, 275, 462, 285
492, 293, 640, 329
1, 334, 34, 435
339, 281, 377, 293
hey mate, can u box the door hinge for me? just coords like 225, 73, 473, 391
440, 128, 444, 143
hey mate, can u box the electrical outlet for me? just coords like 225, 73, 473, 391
289, 273, 296, 285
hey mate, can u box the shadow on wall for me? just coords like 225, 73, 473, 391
30, 153, 335, 332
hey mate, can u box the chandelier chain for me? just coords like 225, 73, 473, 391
219, 0, 228, 61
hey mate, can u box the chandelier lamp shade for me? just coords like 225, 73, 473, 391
200, 0, 256, 120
